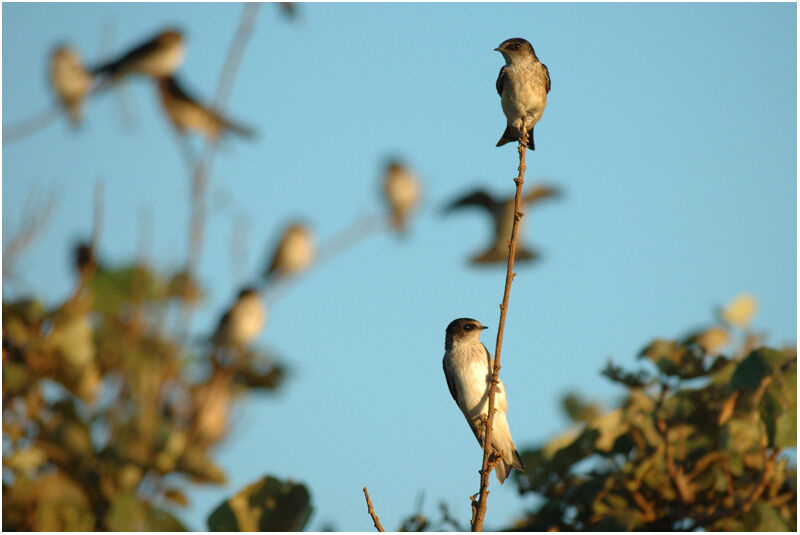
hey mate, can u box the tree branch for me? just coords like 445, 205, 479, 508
362, 486, 385, 532
471, 121, 529, 532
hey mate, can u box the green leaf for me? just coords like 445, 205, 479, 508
207, 475, 312, 532
731, 348, 790, 391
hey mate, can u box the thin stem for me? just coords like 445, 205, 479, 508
2, 104, 61, 146
362, 486, 386, 532
471, 122, 528, 532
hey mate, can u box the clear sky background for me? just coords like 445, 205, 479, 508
3, 2, 796, 531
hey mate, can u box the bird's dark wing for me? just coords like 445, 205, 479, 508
444, 190, 495, 214
542, 63, 551, 93
496, 66, 507, 96
443, 359, 459, 404
522, 184, 561, 205
161, 75, 201, 105
92, 36, 163, 76
483, 343, 494, 369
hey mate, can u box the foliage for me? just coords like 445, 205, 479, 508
509, 301, 796, 531
207, 475, 312, 531
2, 257, 289, 530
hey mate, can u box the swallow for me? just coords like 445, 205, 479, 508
443, 184, 560, 265
50, 46, 94, 126
92, 28, 184, 82
211, 287, 266, 348
442, 318, 525, 484
263, 222, 315, 282
495, 38, 550, 150
157, 75, 254, 141
382, 159, 421, 234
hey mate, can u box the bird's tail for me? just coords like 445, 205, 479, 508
495, 447, 526, 485
496, 125, 535, 151
220, 116, 256, 139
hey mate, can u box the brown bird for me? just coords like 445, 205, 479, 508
49, 46, 94, 126
263, 222, 315, 283
382, 159, 421, 234
157, 75, 254, 141
443, 184, 560, 265
211, 287, 266, 349
92, 28, 184, 82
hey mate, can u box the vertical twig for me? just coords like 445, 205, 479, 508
362, 486, 386, 532
185, 2, 260, 277
471, 121, 528, 532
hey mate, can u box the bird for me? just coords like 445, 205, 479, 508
442, 318, 525, 484
382, 159, 421, 234
494, 37, 550, 151
156, 75, 254, 141
263, 222, 315, 283
91, 28, 184, 82
443, 184, 560, 265
211, 287, 266, 349
49, 46, 94, 126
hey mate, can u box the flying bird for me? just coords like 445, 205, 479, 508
92, 28, 184, 82
443, 184, 560, 265
157, 75, 254, 141
442, 318, 525, 484
211, 287, 266, 348
50, 46, 94, 126
263, 222, 315, 283
382, 159, 421, 234
495, 37, 550, 150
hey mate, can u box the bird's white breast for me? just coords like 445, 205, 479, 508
445, 341, 507, 421
228, 295, 266, 345
500, 62, 548, 130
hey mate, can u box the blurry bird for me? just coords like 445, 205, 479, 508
443, 184, 560, 265
382, 159, 421, 234
72, 241, 96, 274
442, 318, 525, 484
157, 75, 254, 141
50, 46, 94, 126
263, 222, 315, 283
92, 28, 184, 82
211, 287, 266, 348
495, 37, 550, 150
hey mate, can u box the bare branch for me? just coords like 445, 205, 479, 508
184, 2, 261, 278
471, 120, 529, 532
2, 104, 61, 146
2, 187, 58, 278
363, 486, 386, 532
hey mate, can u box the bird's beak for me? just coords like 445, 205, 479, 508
480, 325, 489, 330
493, 47, 501, 52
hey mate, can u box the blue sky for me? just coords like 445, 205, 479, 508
3, 2, 796, 531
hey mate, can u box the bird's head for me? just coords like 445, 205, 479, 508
158, 29, 184, 47
495, 38, 537, 64
445, 318, 489, 349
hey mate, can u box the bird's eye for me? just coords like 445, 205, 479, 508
463, 324, 474, 331
511, 43, 520, 50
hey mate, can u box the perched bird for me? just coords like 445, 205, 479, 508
382, 159, 421, 234
263, 222, 315, 282
72, 241, 96, 274
49, 46, 94, 126
92, 28, 184, 82
442, 318, 525, 484
157, 75, 254, 141
443, 184, 560, 265
211, 287, 266, 348
495, 37, 550, 150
